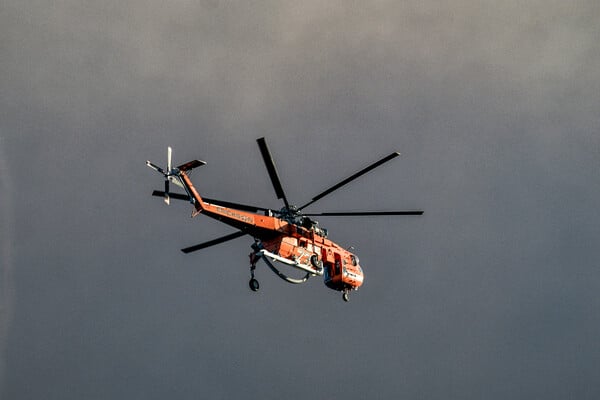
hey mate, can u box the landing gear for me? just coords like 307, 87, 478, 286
310, 254, 323, 272
342, 289, 350, 302
249, 252, 259, 292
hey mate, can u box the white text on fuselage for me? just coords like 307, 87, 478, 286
214, 206, 254, 224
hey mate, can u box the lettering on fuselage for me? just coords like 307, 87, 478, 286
214, 206, 254, 224
343, 268, 364, 283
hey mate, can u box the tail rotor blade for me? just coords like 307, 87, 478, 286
146, 161, 165, 175
164, 179, 170, 205
164, 146, 174, 204
152, 191, 189, 201
167, 146, 172, 172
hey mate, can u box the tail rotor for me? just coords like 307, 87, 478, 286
164, 146, 172, 204
146, 146, 176, 205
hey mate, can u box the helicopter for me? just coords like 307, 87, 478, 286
147, 137, 423, 302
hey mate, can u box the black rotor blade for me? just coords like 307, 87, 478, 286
146, 161, 165, 175
298, 152, 400, 211
203, 197, 270, 213
152, 191, 270, 213
181, 231, 247, 254
256, 137, 290, 209
152, 190, 189, 201
303, 210, 424, 216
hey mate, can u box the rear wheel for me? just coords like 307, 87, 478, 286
249, 278, 260, 292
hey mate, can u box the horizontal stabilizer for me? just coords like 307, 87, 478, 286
146, 161, 165, 174
177, 159, 206, 171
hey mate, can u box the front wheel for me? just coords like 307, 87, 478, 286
342, 292, 349, 302
310, 255, 323, 270
249, 278, 260, 292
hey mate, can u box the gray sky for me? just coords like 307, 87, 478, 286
2, 1, 600, 399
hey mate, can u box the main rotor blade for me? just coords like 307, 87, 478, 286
298, 152, 401, 211
303, 210, 424, 216
256, 137, 290, 209
152, 191, 271, 213
164, 179, 170, 205
181, 231, 246, 253
203, 198, 271, 213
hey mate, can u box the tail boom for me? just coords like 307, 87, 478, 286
151, 152, 287, 240
177, 169, 288, 238
178, 170, 205, 214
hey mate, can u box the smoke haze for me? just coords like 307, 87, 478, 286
1, 1, 599, 399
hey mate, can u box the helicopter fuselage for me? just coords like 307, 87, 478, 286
179, 170, 364, 293
147, 138, 422, 302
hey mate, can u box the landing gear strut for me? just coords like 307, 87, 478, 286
310, 254, 323, 272
248, 242, 312, 289
249, 252, 259, 292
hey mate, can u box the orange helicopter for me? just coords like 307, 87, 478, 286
147, 138, 423, 301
